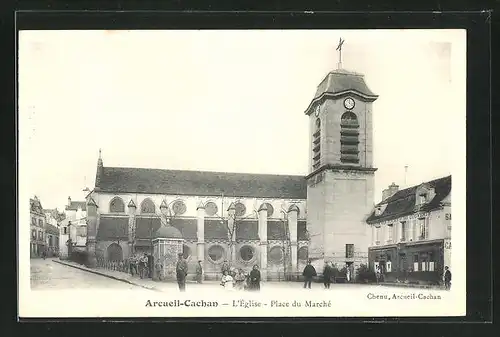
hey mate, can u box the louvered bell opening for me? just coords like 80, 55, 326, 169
340, 129, 359, 136
340, 136, 360, 144
340, 154, 360, 164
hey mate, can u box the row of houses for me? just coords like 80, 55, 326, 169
30, 196, 65, 257
29, 195, 88, 258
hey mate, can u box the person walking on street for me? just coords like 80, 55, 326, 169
322, 262, 333, 289
303, 260, 317, 289
248, 265, 261, 291
444, 266, 452, 290
195, 260, 203, 284
176, 253, 188, 292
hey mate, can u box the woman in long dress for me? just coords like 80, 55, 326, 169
248, 265, 261, 291
234, 269, 246, 290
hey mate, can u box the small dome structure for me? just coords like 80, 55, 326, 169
153, 226, 183, 239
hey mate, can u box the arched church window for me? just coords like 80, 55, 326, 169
268, 246, 283, 264
172, 200, 187, 215
312, 118, 321, 171
140, 198, 156, 214
205, 202, 218, 216
340, 111, 360, 164
234, 202, 246, 217
109, 197, 125, 213
298, 246, 308, 261
260, 203, 274, 217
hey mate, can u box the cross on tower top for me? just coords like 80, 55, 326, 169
336, 37, 345, 69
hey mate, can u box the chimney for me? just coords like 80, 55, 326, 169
67, 196, 72, 207
381, 182, 399, 201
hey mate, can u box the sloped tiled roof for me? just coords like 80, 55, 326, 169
97, 217, 128, 240
313, 69, 378, 101
96, 166, 307, 199
66, 201, 87, 211
30, 198, 44, 215
45, 223, 59, 236
366, 175, 451, 224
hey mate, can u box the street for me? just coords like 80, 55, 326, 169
30, 258, 145, 290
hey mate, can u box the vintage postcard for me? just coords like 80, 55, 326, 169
18, 29, 466, 318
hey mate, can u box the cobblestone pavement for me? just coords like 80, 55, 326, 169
30, 259, 145, 290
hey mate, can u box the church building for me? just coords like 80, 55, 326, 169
84, 46, 379, 281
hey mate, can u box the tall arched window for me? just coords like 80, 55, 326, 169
312, 118, 321, 170
340, 111, 360, 164
140, 198, 156, 214
109, 197, 125, 213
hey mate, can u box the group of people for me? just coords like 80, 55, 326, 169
220, 263, 262, 291
302, 260, 354, 289
129, 253, 152, 279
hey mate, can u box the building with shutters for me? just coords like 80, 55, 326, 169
366, 175, 452, 285
59, 197, 88, 258
84, 53, 385, 281
30, 196, 46, 257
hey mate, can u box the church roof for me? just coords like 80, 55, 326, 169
66, 201, 87, 211
96, 166, 307, 199
306, 69, 378, 113
366, 175, 451, 224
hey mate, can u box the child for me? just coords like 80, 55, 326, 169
220, 270, 235, 291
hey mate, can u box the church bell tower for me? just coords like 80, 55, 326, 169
305, 41, 378, 271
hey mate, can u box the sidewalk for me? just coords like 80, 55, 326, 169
378, 282, 443, 290
52, 259, 165, 291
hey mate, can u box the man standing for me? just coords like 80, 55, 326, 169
176, 253, 188, 292
302, 260, 317, 289
444, 266, 452, 290
195, 260, 203, 284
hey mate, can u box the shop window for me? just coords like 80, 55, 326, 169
413, 254, 419, 272
239, 245, 254, 262
345, 244, 354, 258
386, 261, 392, 273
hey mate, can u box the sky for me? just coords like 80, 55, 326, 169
18, 29, 466, 210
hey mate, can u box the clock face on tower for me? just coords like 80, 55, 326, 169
344, 97, 355, 110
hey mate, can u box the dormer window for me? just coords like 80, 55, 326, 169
418, 193, 428, 205
375, 207, 382, 216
